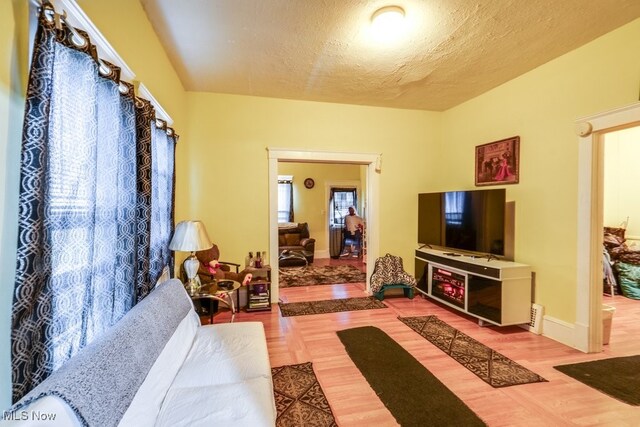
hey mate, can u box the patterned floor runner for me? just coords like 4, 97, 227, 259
271, 362, 337, 427
279, 265, 365, 288
399, 315, 547, 387
279, 296, 386, 317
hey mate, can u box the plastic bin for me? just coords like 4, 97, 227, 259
602, 304, 616, 345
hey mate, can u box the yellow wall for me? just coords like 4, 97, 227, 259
278, 162, 362, 253
181, 92, 441, 265
441, 18, 640, 323
604, 126, 640, 243
0, 0, 29, 409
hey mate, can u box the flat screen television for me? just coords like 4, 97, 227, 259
418, 189, 506, 256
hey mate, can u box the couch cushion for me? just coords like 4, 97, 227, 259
118, 310, 200, 427
284, 233, 300, 246
161, 322, 276, 426
155, 377, 275, 427
170, 322, 272, 388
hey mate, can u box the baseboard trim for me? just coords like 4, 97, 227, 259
315, 249, 330, 259
542, 315, 575, 348
573, 321, 591, 352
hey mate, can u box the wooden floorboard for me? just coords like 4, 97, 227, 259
210, 258, 640, 427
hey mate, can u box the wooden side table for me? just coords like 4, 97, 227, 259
246, 279, 271, 312
238, 266, 272, 312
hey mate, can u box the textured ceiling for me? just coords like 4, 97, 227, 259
140, 0, 640, 111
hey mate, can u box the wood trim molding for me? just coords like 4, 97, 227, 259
575, 101, 640, 353
267, 148, 381, 302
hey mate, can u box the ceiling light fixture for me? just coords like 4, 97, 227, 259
370, 5, 406, 41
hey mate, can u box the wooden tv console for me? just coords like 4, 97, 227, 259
415, 247, 532, 326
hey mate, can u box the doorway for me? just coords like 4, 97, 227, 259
328, 185, 362, 259
575, 101, 640, 352
601, 126, 640, 345
267, 148, 381, 303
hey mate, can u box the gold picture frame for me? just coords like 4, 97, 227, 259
475, 136, 520, 186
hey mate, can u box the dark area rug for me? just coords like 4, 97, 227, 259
279, 297, 386, 317
399, 315, 547, 387
279, 265, 365, 288
554, 355, 640, 405
271, 362, 338, 427
337, 326, 486, 427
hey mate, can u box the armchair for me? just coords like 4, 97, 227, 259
278, 222, 315, 263
190, 244, 251, 284
180, 245, 251, 322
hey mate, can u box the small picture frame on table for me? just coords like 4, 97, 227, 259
475, 136, 520, 186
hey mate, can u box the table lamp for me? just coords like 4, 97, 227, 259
169, 220, 213, 295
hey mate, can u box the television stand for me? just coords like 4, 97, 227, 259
414, 247, 532, 326
443, 252, 462, 257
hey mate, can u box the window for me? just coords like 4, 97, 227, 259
12, 7, 178, 401
444, 191, 465, 226
278, 175, 294, 223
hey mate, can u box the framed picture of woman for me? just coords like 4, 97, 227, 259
475, 136, 520, 186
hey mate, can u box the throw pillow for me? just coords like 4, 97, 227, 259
614, 261, 640, 300
285, 233, 300, 246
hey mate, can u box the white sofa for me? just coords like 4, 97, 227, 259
4, 279, 276, 427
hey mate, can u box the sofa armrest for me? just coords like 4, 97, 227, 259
300, 238, 315, 251
9, 280, 193, 427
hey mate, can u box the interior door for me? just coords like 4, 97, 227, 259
328, 187, 357, 258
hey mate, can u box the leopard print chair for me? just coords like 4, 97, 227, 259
370, 253, 417, 301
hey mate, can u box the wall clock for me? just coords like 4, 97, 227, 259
304, 178, 315, 189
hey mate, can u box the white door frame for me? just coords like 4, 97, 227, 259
575, 101, 640, 353
267, 148, 381, 303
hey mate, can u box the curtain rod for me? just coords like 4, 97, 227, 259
28, 0, 175, 127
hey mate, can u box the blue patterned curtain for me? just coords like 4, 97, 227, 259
149, 119, 176, 285
134, 98, 154, 301
12, 7, 176, 402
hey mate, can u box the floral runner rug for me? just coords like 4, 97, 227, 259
279, 265, 365, 288
399, 315, 547, 387
279, 297, 386, 317
271, 362, 337, 427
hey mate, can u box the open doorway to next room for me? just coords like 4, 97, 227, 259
276, 162, 368, 301
601, 125, 640, 347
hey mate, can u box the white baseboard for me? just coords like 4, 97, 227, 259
315, 249, 330, 259
542, 315, 575, 348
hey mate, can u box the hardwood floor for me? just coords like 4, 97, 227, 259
214, 258, 640, 426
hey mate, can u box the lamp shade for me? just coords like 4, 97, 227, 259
169, 220, 213, 252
